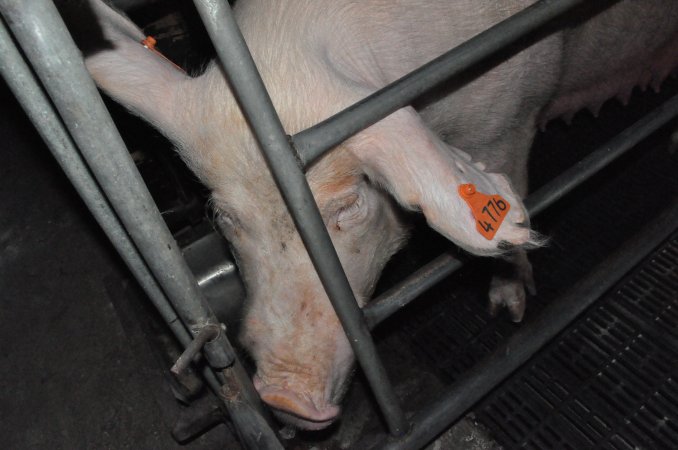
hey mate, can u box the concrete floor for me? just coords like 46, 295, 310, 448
0, 82, 236, 449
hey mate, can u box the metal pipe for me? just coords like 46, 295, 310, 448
364, 93, 678, 327
192, 0, 407, 436
376, 200, 678, 450
0, 17, 241, 414
364, 254, 463, 329
0, 0, 216, 339
172, 324, 221, 376
525, 94, 678, 216
293, 0, 602, 167
0, 15, 190, 358
0, 3, 277, 447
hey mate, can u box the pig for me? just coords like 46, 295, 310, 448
62, 0, 678, 430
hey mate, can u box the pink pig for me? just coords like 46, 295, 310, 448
67, 0, 678, 430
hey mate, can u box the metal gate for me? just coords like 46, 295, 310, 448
1, 0, 677, 448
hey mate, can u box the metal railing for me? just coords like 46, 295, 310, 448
1, 0, 676, 448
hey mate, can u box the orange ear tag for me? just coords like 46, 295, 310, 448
458, 183, 510, 240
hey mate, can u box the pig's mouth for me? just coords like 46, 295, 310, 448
253, 375, 342, 430
270, 408, 340, 431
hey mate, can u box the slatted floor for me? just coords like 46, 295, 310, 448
476, 234, 678, 449
388, 80, 678, 448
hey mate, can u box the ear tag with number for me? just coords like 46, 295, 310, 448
458, 183, 510, 240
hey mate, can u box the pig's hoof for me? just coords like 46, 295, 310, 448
488, 271, 536, 323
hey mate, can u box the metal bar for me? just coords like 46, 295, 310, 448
191, 0, 408, 436
376, 199, 678, 450
364, 254, 463, 329
364, 93, 678, 327
0, 3, 277, 448
0, 0, 215, 337
0, 15, 188, 358
293, 0, 601, 167
0, 16, 246, 423
171, 324, 221, 376
524, 94, 678, 216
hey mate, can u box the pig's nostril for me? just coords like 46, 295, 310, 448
261, 391, 340, 423
254, 380, 340, 426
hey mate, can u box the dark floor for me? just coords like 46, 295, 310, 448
0, 82, 237, 449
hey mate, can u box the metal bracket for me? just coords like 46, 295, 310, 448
171, 324, 234, 375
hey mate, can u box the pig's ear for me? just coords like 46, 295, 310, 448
347, 107, 537, 256
59, 0, 190, 139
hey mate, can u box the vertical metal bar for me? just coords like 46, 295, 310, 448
292, 0, 604, 167
376, 201, 678, 449
191, 0, 408, 436
0, 3, 280, 448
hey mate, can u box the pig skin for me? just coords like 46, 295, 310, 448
60, 0, 678, 430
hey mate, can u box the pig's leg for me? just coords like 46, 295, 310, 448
479, 125, 537, 322
489, 249, 536, 322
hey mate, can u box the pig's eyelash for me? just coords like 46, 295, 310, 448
214, 207, 241, 234
336, 192, 366, 228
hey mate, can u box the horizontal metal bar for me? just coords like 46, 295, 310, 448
172, 324, 221, 376
376, 199, 678, 449
364, 93, 678, 327
364, 254, 463, 329
293, 0, 597, 167
192, 0, 408, 437
0, 2, 275, 447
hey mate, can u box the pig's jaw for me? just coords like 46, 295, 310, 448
271, 410, 337, 431
249, 326, 356, 430
253, 374, 342, 430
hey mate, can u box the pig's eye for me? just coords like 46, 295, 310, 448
336, 191, 367, 230
216, 209, 242, 237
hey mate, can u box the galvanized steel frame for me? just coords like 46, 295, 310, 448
1, 0, 676, 448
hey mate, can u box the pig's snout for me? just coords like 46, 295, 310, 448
253, 376, 340, 430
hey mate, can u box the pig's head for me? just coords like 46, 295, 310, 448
73, 0, 537, 430
180, 76, 410, 428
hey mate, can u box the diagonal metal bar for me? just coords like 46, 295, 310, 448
0, 2, 279, 448
0, 15, 190, 360
292, 0, 608, 168
0, 17, 279, 447
364, 93, 678, 328
191, 0, 408, 436
375, 199, 678, 449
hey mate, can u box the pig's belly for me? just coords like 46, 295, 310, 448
541, 1, 678, 124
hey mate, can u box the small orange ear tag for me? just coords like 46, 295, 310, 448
458, 183, 511, 240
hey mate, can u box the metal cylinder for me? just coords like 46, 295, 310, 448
192, 0, 408, 436
0, 2, 278, 448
